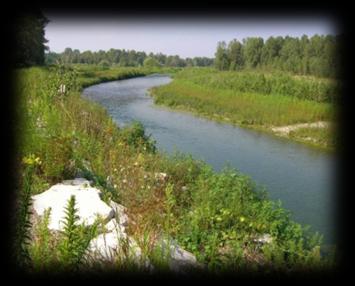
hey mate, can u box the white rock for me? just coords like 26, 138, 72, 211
181, 186, 188, 192
254, 234, 273, 244
105, 218, 125, 233
155, 172, 168, 181
109, 200, 129, 227
62, 177, 92, 186
160, 239, 202, 273
87, 226, 152, 270
31, 180, 115, 231
88, 229, 127, 261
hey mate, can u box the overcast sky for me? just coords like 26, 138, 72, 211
44, 14, 338, 58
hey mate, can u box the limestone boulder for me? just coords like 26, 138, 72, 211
87, 218, 152, 270
31, 178, 114, 231
159, 239, 204, 273
109, 200, 129, 228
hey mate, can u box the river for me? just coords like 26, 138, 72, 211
83, 74, 336, 245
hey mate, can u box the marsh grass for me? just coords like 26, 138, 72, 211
150, 68, 338, 150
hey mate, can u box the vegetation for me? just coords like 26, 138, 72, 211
13, 65, 336, 273
150, 68, 338, 150
29, 195, 100, 272
215, 35, 341, 78
45, 48, 214, 68
14, 11, 49, 67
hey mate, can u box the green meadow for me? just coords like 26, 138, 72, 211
150, 68, 339, 150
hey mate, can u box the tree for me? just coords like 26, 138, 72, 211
243, 37, 264, 68
62, 48, 74, 64
14, 11, 49, 67
280, 36, 302, 73
143, 57, 160, 68
261, 36, 284, 68
215, 41, 230, 70
228, 39, 244, 70
98, 60, 110, 69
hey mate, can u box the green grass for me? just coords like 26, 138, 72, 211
288, 124, 338, 150
150, 68, 338, 150
14, 64, 336, 273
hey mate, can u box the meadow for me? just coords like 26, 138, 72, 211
14, 65, 335, 274
150, 68, 339, 150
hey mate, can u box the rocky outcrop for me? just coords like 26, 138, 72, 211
31, 178, 114, 231
31, 178, 201, 273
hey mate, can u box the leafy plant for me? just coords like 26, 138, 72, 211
58, 195, 98, 270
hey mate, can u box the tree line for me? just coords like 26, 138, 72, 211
13, 12, 341, 79
45, 48, 214, 68
14, 11, 49, 67
215, 35, 342, 78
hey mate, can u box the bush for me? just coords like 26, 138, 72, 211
119, 121, 156, 153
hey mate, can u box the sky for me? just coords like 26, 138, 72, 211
44, 14, 338, 59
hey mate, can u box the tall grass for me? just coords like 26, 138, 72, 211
173, 68, 341, 103
152, 80, 333, 126
150, 68, 338, 150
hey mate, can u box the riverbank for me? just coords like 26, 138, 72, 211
14, 65, 335, 273
150, 68, 339, 151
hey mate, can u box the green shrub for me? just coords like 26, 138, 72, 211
119, 121, 156, 153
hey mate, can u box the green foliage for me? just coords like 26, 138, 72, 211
150, 68, 337, 150
243, 37, 264, 68
28, 197, 100, 272
98, 60, 110, 69
214, 41, 230, 71
143, 57, 161, 68
17, 65, 332, 272
14, 11, 49, 67
29, 208, 52, 270
288, 124, 338, 150
45, 49, 214, 68
13, 164, 35, 268
228, 39, 244, 70
58, 195, 98, 269
119, 121, 156, 153
176, 167, 324, 271
215, 35, 341, 78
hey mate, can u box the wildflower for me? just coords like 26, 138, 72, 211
239, 216, 245, 223
114, 184, 117, 189
22, 154, 42, 166
35, 157, 42, 165
122, 179, 127, 184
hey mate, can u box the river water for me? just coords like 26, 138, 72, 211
83, 74, 337, 245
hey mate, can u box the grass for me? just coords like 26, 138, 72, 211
150, 68, 339, 151
288, 124, 338, 150
14, 64, 336, 274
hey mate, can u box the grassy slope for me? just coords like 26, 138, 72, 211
150, 68, 339, 151
15, 65, 334, 273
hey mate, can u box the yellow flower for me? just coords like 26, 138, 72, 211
239, 216, 245, 223
22, 154, 41, 166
